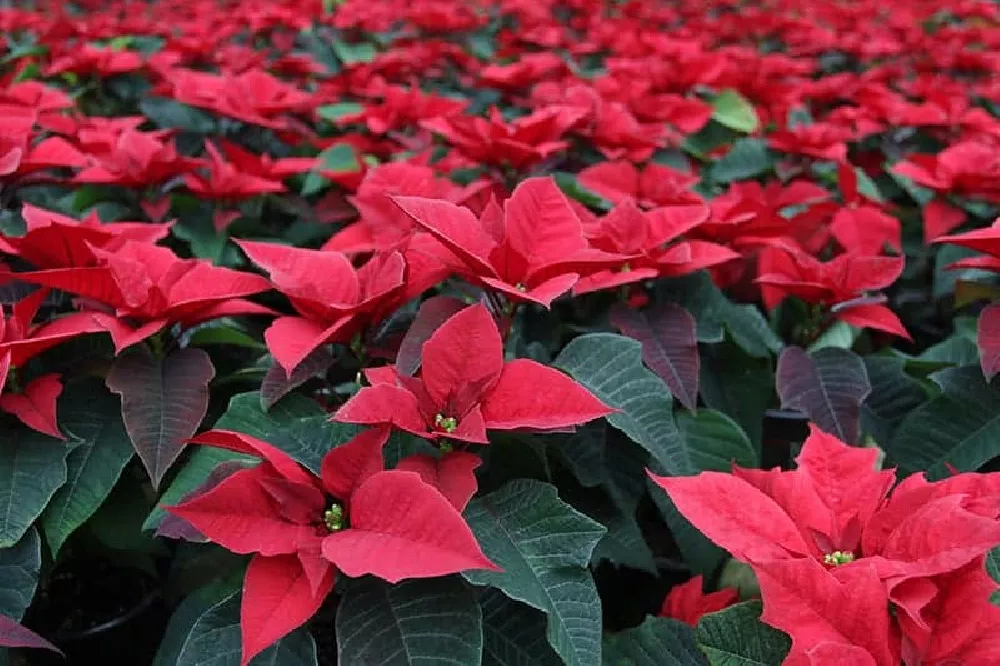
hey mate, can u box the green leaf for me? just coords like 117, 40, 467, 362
213, 391, 362, 474
173, 593, 317, 665
696, 601, 791, 666
555, 333, 691, 475
185, 323, 266, 350
331, 40, 377, 64
678, 409, 758, 471
807, 320, 858, 352
0, 528, 40, 620
709, 139, 773, 183
887, 365, 1000, 479
710, 90, 759, 133
317, 143, 361, 172
565, 486, 656, 574
0, 428, 71, 548
317, 102, 364, 122
463, 480, 606, 666
337, 576, 482, 666
987, 546, 1000, 606
139, 97, 216, 133
603, 616, 708, 666
861, 356, 929, 445
699, 343, 774, 448
40, 379, 134, 555
153, 577, 244, 666
480, 589, 561, 666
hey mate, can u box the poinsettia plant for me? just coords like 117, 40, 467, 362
1, 0, 999, 665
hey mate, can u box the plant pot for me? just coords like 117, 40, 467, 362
23, 558, 167, 665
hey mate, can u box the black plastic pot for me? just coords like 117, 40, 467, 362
24, 559, 167, 665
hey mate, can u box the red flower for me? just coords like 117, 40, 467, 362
167, 427, 496, 665
650, 425, 1000, 665
478, 52, 568, 90
768, 122, 851, 163
346, 83, 468, 135
18, 241, 273, 351
74, 129, 198, 188
394, 177, 624, 307
236, 241, 406, 373
421, 107, 585, 170
0, 108, 87, 185
183, 141, 287, 200
893, 141, 1000, 204
0, 204, 171, 271
828, 163, 901, 255
0, 288, 104, 438
577, 160, 703, 208
573, 199, 738, 295
45, 44, 144, 77
658, 575, 739, 626
755, 248, 910, 339
334, 304, 613, 443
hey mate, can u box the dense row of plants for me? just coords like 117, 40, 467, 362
0, 0, 999, 664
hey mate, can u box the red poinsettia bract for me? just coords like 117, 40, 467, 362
658, 575, 739, 627
167, 427, 496, 665
650, 425, 1000, 665
334, 304, 613, 443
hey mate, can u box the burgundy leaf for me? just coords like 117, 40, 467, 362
776, 346, 871, 444
610, 302, 700, 410
156, 460, 253, 542
0, 614, 61, 654
106, 346, 216, 488
396, 296, 468, 376
977, 302, 1000, 381
260, 346, 335, 411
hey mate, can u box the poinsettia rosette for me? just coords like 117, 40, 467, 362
17, 241, 274, 352
166, 427, 497, 665
0, 287, 105, 437
334, 304, 614, 443
650, 425, 1000, 664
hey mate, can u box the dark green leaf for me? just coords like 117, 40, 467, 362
0, 528, 40, 620
463, 480, 605, 666
337, 576, 482, 666
480, 589, 561, 666
140, 97, 216, 133
887, 366, 1000, 478
678, 409, 758, 471
40, 379, 134, 555
0, 429, 71, 548
709, 139, 773, 183
861, 356, 929, 445
696, 601, 791, 666
603, 616, 708, 666
699, 343, 774, 448
555, 333, 691, 476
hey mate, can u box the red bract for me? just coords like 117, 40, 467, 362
334, 304, 614, 443
394, 177, 624, 306
0, 108, 87, 184
768, 122, 851, 163
0, 204, 171, 272
0, 288, 104, 437
658, 575, 739, 626
894, 142, 1000, 203
650, 425, 1000, 665
828, 163, 901, 255
573, 199, 738, 295
347, 83, 468, 135
577, 160, 703, 208
421, 107, 585, 170
74, 129, 198, 188
45, 44, 144, 77
935, 218, 1000, 272
17, 241, 273, 351
236, 240, 405, 373
167, 427, 497, 665
158, 67, 314, 129
755, 248, 910, 339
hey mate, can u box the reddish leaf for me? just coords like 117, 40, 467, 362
0, 614, 61, 654
610, 302, 700, 410
241, 554, 335, 666
977, 302, 1000, 380
260, 346, 334, 411
659, 575, 739, 626
106, 346, 216, 488
776, 346, 871, 444
322, 470, 499, 582
396, 296, 468, 376
395, 451, 481, 511
0, 373, 65, 439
